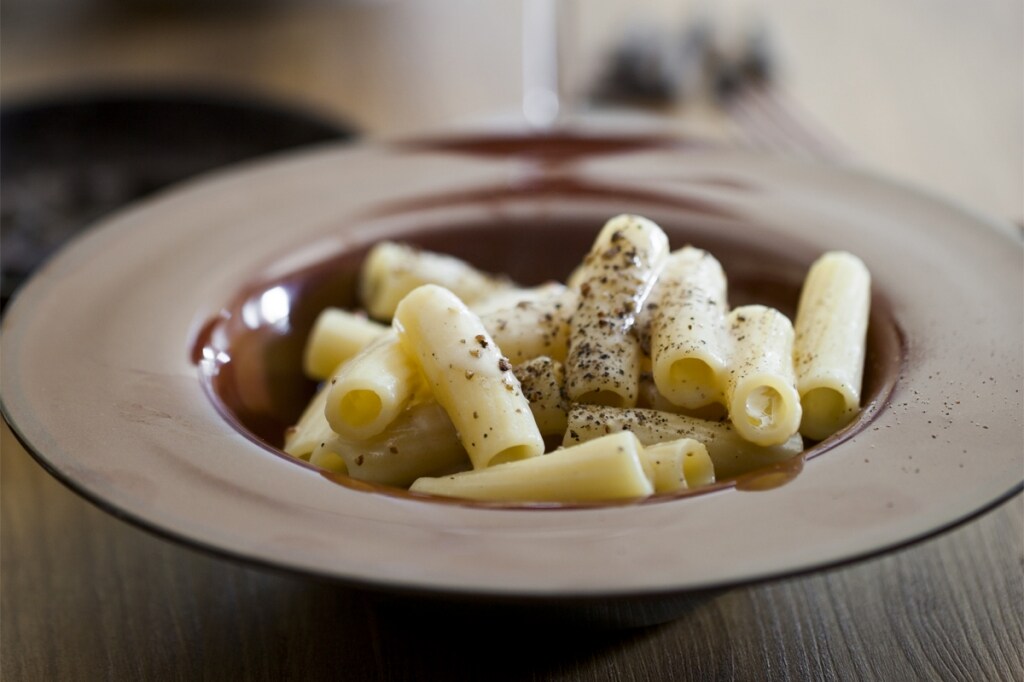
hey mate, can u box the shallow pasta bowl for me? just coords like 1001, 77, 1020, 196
2, 133, 1021, 622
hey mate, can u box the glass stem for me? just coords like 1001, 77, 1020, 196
522, 0, 566, 129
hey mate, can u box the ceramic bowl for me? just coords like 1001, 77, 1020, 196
3, 133, 1020, 622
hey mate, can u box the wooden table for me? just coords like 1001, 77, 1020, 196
2, 3, 1022, 680
3, 421, 1021, 680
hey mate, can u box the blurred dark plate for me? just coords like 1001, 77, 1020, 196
0, 87, 357, 307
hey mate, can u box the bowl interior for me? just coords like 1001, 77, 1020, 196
195, 197, 903, 504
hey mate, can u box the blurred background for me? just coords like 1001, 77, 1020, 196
1, 0, 1022, 301
3, 1, 1021, 196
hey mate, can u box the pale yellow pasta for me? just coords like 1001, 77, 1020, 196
565, 214, 670, 407
286, 221, 874, 503
649, 247, 730, 409
410, 431, 653, 502
563, 404, 802, 479
283, 380, 335, 459
637, 374, 677, 413
639, 438, 713, 493
680, 442, 716, 488
393, 284, 544, 469
311, 402, 470, 487
794, 252, 871, 441
638, 374, 730, 422
513, 357, 568, 436
469, 282, 566, 315
479, 286, 575, 364
309, 443, 348, 474
724, 305, 802, 447
324, 332, 424, 441
360, 241, 513, 321
302, 308, 388, 381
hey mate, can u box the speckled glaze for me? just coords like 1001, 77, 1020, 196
2, 133, 1021, 605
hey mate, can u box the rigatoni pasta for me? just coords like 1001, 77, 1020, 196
284, 380, 335, 459
410, 431, 654, 502
640, 438, 714, 493
793, 252, 871, 441
479, 285, 574, 364
648, 247, 730, 409
513, 357, 569, 437
360, 241, 513, 321
563, 404, 803, 480
324, 333, 424, 441
313, 401, 469, 487
282, 215, 871, 504
565, 214, 669, 407
393, 284, 545, 469
724, 306, 803, 447
303, 308, 388, 381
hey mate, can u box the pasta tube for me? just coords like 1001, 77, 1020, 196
309, 443, 348, 474
649, 247, 730, 409
283, 380, 335, 459
409, 431, 653, 502
469, 282, 566, 315
324, 333, 424, 441
793, 252, 871, 441
360, 241, 513, 321
565, 215, 670, 407
563, 404, 802, 479
311, 401, 470, 487
394, 284, 544, 469
302, 308, 388, 381
724, 306, 802, 446
479, 286, 575, 364
638, 376, 729, 421
513, 357, 568, 436
639, 438, 714, 493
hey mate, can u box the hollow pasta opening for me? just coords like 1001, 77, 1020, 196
800, 387, 854, 441
744, 386, 784, 429
338, 390, 383, 427
668, 358, 717, 404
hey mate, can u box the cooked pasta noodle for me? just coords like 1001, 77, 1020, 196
303, 308, 388, 381
324, 333, 424, 441
513, 357, 569, 437
394, 284, 545, 469
283, 215, 869, 503
565, 214, 669, 407
648, 247, 730, 409
793, 252, 871, 440
724, 306, 803, 447
410, 431, 653, 502
563, 404, 802, 480
361, 241, 513, 321
313, 401, 469, 487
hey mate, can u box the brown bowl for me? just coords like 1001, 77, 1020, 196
195, 185, 903, 508
2, 133, 1021, 621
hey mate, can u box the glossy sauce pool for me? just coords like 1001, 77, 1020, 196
192, 173, 904, 509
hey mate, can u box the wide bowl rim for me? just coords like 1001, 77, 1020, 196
2, 131, 1021, 599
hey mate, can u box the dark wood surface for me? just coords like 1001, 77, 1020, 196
3, 420, 1022, 681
